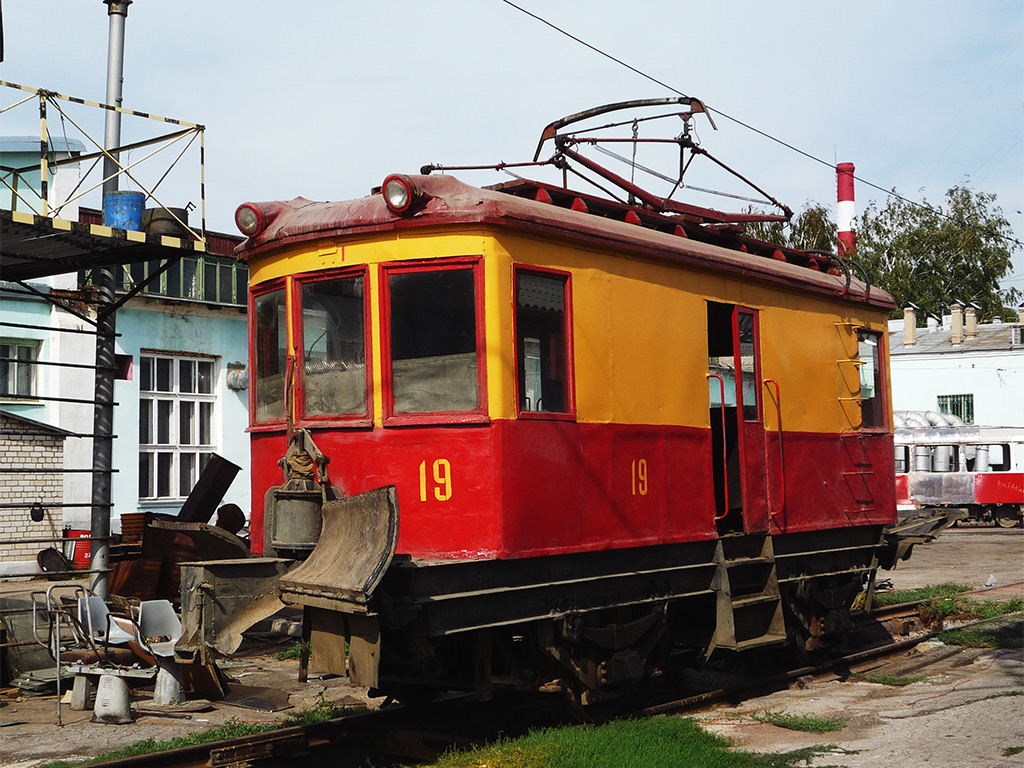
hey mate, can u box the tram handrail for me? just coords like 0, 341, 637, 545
763, 378, 786, 521
707, 373, 729, 521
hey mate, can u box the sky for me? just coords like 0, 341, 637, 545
2, 1, 1022, 294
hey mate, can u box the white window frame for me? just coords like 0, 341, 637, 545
139, 353, 218, 500
0, 339, 41, 399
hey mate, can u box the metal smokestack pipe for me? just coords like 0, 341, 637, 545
836, 162, 856, 257
91, 0, 132, 600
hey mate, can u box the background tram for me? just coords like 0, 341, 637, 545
894, 418, 1024, 528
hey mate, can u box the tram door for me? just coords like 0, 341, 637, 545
707, 303, 769, 534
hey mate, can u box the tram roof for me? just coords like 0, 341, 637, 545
234, 174, 895, 312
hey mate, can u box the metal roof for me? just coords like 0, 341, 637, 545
236, 174, 895, 312
890, 321, 1023, 355
0, 208, 211, 281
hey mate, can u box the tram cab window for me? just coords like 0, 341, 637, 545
857, 330, 886, 428
387, 266, 479, 415
300, 274, 366, 418
253, 287, 288, 423
516, 270, 571, 414
894, 446, 909, 473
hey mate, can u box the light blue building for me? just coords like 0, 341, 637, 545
1, 135, 252, 545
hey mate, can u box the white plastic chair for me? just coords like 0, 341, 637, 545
77, 596, 134, 646
135, 600, 182, 658
134, 599, 186, 705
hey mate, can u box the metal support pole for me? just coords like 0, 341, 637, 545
91, 0, 132, 599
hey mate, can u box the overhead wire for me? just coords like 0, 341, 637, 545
497, 0, 1023, 252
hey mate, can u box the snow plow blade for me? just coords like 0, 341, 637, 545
278, 486, 399, 613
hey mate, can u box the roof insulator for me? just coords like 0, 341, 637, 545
535, 188, 553, 204
624, 210, 642, 225
673, 225, 688, 238
772, 249, 787, 261
571, 197, 588, 213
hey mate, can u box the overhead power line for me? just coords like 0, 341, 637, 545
498, 0, 1023, 251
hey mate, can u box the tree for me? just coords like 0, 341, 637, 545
744, 202, 837, 253
855, 185, 1021, 321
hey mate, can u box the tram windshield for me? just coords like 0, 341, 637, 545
387, 266, 479, 414
254, 288, 287, 423
301, 275, 366, 417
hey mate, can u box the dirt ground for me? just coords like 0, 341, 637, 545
0, 530, 1021, 768
695, 529, 1024, 768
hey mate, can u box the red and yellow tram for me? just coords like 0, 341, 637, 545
232, 100, 901, 708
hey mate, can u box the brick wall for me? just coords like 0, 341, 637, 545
0, 413, 67, 562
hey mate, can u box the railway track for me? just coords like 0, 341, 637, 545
81, 597, 1014, 768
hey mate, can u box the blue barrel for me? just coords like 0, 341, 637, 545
103, 190, 145, 231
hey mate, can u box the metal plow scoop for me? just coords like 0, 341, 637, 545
279, 486, 399, 613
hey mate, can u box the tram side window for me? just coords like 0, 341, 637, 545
516, 271, 571, 414
254, 288, 288, 423
388, 267, 479, 415
858, 330, 886, 428
301, 275, 366, 417
894, 446, 909, 473
929, 445, 959, 472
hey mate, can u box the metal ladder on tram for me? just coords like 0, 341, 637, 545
704, 532, 787, 660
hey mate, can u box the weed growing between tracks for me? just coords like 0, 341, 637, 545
34, 696, 360, 768
938, 617, 1024, 649
873, 582, 970, 607
752, 710, 847, 733
425, 717, 857, 768
853, 672, 928, 686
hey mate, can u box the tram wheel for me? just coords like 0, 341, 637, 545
994, 506, 1021, 529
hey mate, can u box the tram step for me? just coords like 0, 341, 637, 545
731, 593, 780, 609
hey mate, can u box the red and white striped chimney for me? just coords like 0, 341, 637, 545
836, 162, 856, 257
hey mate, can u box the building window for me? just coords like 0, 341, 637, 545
253, 287, 288, 424
384, 263, 483, 418
299, 271, 368, 419
937, 394, 974, 424
104, 255, 249, 306
0, 340, 39, 398
515, 269, 573, 415
858, 330, 886, 428
139, 354, 216, 499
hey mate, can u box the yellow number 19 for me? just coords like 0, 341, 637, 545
419, 458, 453, 502
631, 458, 648, 496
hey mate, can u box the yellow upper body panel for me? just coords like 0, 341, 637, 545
247, 225, 889, 435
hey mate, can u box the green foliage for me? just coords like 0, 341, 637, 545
753, 710, 847, 734
744, 202, 838, 253
919, 595, 1023, 625
855, 185, 1022, 321
938, 617, 1024, 649
853, 672, 927, 687
275, 641, 303, 660
429, 717, 854, 768
1004, 746, 1024, 757
872, 582, 970, 607
34, 697, 360, 768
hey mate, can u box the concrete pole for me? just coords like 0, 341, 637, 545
91, 0, 131, 599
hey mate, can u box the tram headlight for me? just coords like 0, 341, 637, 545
382, 174, 417, 214
235, 203, 266, 237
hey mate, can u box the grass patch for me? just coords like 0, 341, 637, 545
938, 618, 1024, 649
872, 582, 970, 607
34, 696, 358, 768
753, 710, 847, 734
1004, 746, 1024, 757
427, 717, 855, 768
275, 640, 303, 660
853, 672, 927, 687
